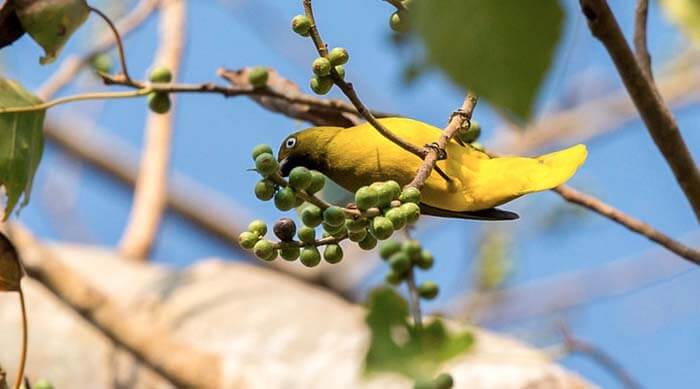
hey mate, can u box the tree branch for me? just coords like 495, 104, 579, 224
634, 0, 652, 80
579, 0, 700, 221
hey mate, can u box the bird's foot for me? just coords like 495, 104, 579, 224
424, 142, 448, 160
449, 108, 472, 132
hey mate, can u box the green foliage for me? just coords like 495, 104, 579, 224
364, 287, 474, 380
0, 78, 45, 220
15, 0, 89, 64
415, 0, 564, 121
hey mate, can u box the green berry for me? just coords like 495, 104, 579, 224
390, 11, 409, 33
334, 65, 345, 79
323, 206, 346, 227
371, 216, 394, 240
358, 232, 378, 250
148, 92, 171, 114
301, 205, 323, 227
348, 228, 368, 242
413, 378, 435, 389
328, 47, 349, 65
400, 187, 421, 204
385, 207, 406, 230
248, 66, 269, 88
149, 66, 172, 83
416, 249, 434, 269
457, 120, 481, 143
434, 373, 454, 389
251, 144, 273, 161
238, 231, 259, 250
418, 281, 439, 299
255, 153, 279, 176
345, 217, 367, 232
291, 15, 311, 36
307, 171, 326, 193
32, 380, 54, 389
91, 53, 113, 74
273, 218, 297, 241
274, 187, 297, 211
289, 166, 312, 190
385, 180, 402, 200
323, 244, 344, 264
253, 240, 275, 261
280, 246, 300, 261
355, 186, 379, 210
402, 240, 422, 258
298, 226, 316, 244
312, 57, 332, 76
389, 251, 411, 274
300, 246, 322, 267
254, 179, 276, 201
401, 202, 421, 224
322, 221, 345, 236
248, 219, 267, 236
385, 271, 404, 286
372, 182, 394, 207
310, 75, 333, 95
379, 240, 402, 260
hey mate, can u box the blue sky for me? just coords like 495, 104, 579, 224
2, 0, 699, 387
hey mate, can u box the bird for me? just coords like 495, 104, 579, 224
277, 117, 587, 220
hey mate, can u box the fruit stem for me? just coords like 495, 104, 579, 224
13, 287, 27, 389
89, 6, 132, 83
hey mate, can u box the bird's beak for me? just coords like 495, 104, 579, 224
278, 157, 291, 177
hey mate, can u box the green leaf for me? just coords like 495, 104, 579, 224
660, 0, 700, 46
0, 231, 23, 292
15, 0, 89, 64
0, 78, 45, 219
364, 287, 474, 380
415, 0, 564, 121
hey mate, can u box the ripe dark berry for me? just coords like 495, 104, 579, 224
273, 218, 297, 241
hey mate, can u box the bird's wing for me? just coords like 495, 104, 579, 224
419, 203, 519, 221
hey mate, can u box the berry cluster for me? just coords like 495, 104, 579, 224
147, 66, 173, 114
380, 239, 438, 300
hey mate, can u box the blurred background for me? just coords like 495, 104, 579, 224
1, 0, 699, 387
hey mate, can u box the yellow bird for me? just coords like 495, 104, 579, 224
277, 118, 587, 220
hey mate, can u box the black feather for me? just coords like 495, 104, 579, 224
419, 203, 519, 221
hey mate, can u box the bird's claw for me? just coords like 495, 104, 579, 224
449, 108, 472, 131
425, 142, 447, 160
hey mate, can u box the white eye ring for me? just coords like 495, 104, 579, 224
285, 137, 297, 149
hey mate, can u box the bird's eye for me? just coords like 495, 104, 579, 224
285, 137, 297, 149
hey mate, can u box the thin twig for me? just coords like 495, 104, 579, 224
12, 288, 27, 389
554, 185, 700, 264
634, 0, 652, 80
0, 88, 152, 113
579, 0, 700, 221
88, 6, 132, 83
302, 0, 426, 159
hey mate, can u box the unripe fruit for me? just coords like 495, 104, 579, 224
334, 65, 345, 80
254, 179, 276, 201
389, 11, 409, 33
385, 271, 404, 286
274, 187, 297, 211
385, 207, 406, 230
323, 206, 346, 227
307, 171, 326, 193
91, 54, 113, 74
358, 232, 378, 250
273, 218, 297, 241
248, 219, 267, 236
355, 186, 379, 210
238, 231, 259, 250
149, 66, 173, 83
301, 205, 323, 227
300, 246, 322, 267
255, 153, 279, 176
389, 251, 411, 274
457, 120, 481, 143
291, 15, 311, 36
434, 373, 454, 389
413, 378, 434, 389
248, 66, 269, 88
372, 182, 394, 207
280, 246, 300, 261
329, 47, 349, 65
298, 226, 316, 244
380, 240, 401, 260
371, 216, 394, 240
310, 75, 333, 95
312, 57, 332, 76
148, 92, 171, 114
416, 249, 434, 270
348, 228, 368, 242
288, 166, 312, 190
401, 202, 421, 224
400, 187, 421, 204
402, 240, 422, 258
32, 380, 54, 389
253, 240, 275, 261
418, 281, 439, 299
322, 222, 345, 236
323, 244, 344, 264
345, 217, 367, 232
385, 180, 402, 200
251, 144, 273, 161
